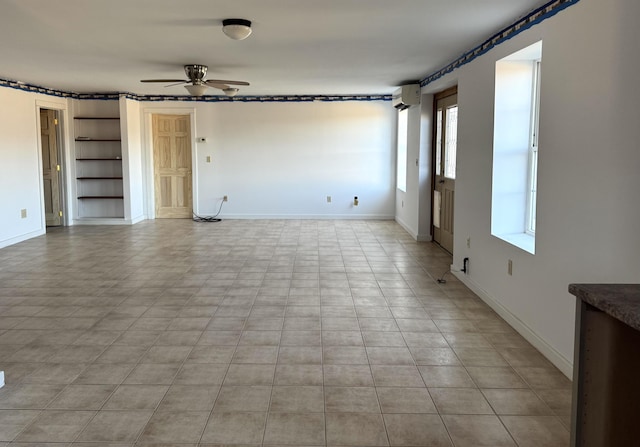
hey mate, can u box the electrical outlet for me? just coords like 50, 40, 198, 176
466, 237, 471, 249
353, 196, 359, 206
327, 196, 332, 203
223, 195, 228, 202
206, 156, 211, 163
20, 209, 27, 218
508, 259, 513, 276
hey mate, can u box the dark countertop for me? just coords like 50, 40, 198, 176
569, 284, 640, 331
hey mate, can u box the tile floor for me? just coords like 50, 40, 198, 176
0, 219, 572, 446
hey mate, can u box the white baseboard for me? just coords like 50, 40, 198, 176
395, 216, 418, 239
216, 214, 395, 220
73, 217, 143, 225
0, 228, 45, 249
452, 269, 573, 378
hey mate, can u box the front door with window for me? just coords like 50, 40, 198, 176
433, 89, 458, 253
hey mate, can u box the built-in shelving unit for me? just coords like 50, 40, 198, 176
74, 114, 124, 219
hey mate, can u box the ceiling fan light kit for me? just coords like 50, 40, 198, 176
223, 87, 239, 97
222, 18, 252, 40
184, 84, 209, 96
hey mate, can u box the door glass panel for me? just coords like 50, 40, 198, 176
444, 105, 458, 179
435, 109, 443, 176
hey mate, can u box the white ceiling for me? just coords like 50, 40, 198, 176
0, 0, 547, 97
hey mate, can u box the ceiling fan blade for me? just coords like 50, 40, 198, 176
140, 79, 187, 83
206, 79, 250, 86
206, 83, 230, 90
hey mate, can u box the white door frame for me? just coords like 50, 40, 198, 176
142, 106, 197, 219
35, 98, 71, 229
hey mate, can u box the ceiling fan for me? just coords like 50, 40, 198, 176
141, 64, 249, 97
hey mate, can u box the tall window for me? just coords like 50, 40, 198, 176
396, 108, 408, 191
491, 41, 542, 254
526, 61, 541, 234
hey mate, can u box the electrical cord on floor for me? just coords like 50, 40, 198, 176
192, 199, 225, 223
437, 269, 450, 284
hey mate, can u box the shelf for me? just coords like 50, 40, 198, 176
78, 196, 124, 199
74, 117, 120, 120
75, 139, 121, 142
77, 176, 123, 180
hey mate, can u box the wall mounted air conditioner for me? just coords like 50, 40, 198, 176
392, 84, 421, 110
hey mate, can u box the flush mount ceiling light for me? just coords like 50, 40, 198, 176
222, 18, 252, 40
184, 84, 209, 96
223, 87, 239, 97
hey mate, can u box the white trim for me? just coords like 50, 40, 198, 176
0, 371, 4, 389
452, 268, 573, 378
0, 229, 46, 249
395, 216, 418, 239
73, 217, 142, 225
217, 214, 395, 220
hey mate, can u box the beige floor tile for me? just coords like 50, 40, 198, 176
419, 366, 475, 388
482, 389, 554, 415
362, 331, 406, 347
443, 414, 516, 447
278, 346, 322, 364
430, 388, 494, 415
322, 331, 364, 346
0, 220, 573, 447
232, 346, 279, 364
214, 385, 272, 412
224, 364, 276, 385
384, 413, 452, 446
77, 410, 153, 442
323, 346, 368, 364
123, 363, 180, 385
371, 365, 425, 387
102, 384, 168, 410
325, 412, 388, 446
501, 415, 570, 447
174, 364, 228, 385
264, 412, 326, 445
270, 386, 324, 412
466, 366, 528, 388
73, 363, 135, 385
47, 384, 115, 410
323, 364, 374, 386
0, 384, 65, 409
0, 409, 41, 441
201, 411, 267, 444
156, 384, 219, 411
14, 409, 94, 442
138, 410, 209, 443
325, 386, 380, 413
410, 347, 460, 366
377, 387, 437, 413
274, 364, 323, 386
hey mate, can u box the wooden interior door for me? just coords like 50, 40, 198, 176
433, 88, 458, 253
40, 109, 62, 226
153, 114, 193, 218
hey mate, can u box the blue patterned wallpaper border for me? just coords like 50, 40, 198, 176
1, 0, 579, 101
420, 0, 580, 87
0, 78, 390, 102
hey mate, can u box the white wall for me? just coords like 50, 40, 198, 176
0, 88, 70, 248
120, 98, 145, 223
143, 100, 395, 219
395, 97, 434, 241
420, 0, 640, 376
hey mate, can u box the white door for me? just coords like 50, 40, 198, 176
433, 89, 458, 253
